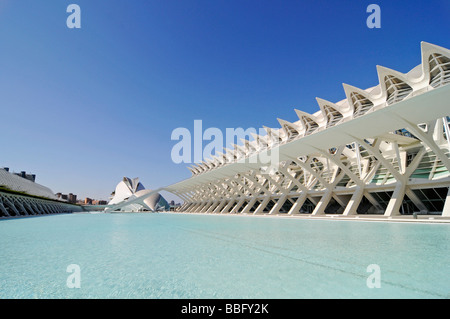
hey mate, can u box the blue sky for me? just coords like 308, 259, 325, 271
0, 0, 449, 202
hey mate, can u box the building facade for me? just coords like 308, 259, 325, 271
0, 168, 82, 217
165, 42, 450, 217
107, 177, 170, 212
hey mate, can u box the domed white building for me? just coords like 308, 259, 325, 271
107, 177, 169, 212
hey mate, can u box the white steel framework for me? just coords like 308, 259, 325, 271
166, 42, 450, 217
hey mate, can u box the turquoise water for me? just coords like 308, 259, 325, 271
0, 213, 448, 299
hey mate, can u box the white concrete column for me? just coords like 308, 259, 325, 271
32, 201, 45, 214
40, 203, 51, 215
230, 198, 247, 214
24, 201, 36, 215
288, 193, 308, 214
0, 198, 10, 217
178, 203, 190, 211
205, 201, 220, 213
213, 200, 227, 213
312, 189, 333, 215
363, 191, 384, 213
269, 194, 288, 214
397, 117, 450, 172
179, 202, 192, 211
200, 201, 214, 213
184, 203, 196, 212
343, 186, 365, 216
333, 194, 351, 210
196, 202, 210, 213
384, 182, 406, 216
442, 187, 450, 217
4, 197, 20, 216
405, 188, 428, 213
187, 202, 203, 212
253, 197, 271, 215
221, 199, 237, 214
240, 197, 258, 214
44, 204, 54, 214
15, 200, 29, 215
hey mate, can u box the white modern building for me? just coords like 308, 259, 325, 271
107, 177, 169, 212
0, 168, 82, 217
0, 168, 57, 200
164, 42, 450, 217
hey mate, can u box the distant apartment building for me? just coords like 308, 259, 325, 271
68, 193, 77, 204
56, 192, 78, 204
83, 198, 107, 205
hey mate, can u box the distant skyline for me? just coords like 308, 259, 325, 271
1, 0, 449, 202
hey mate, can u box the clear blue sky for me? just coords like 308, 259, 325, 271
0, 0, 449, 202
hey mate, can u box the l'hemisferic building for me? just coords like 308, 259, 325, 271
165, 42, 450, 217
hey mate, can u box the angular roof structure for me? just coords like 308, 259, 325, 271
107, 177, 169, 212
162, 42, 450, 217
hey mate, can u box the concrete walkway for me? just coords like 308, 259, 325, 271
168, 211, 450, 224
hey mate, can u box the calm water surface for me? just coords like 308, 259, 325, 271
0, 213, 448, 298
